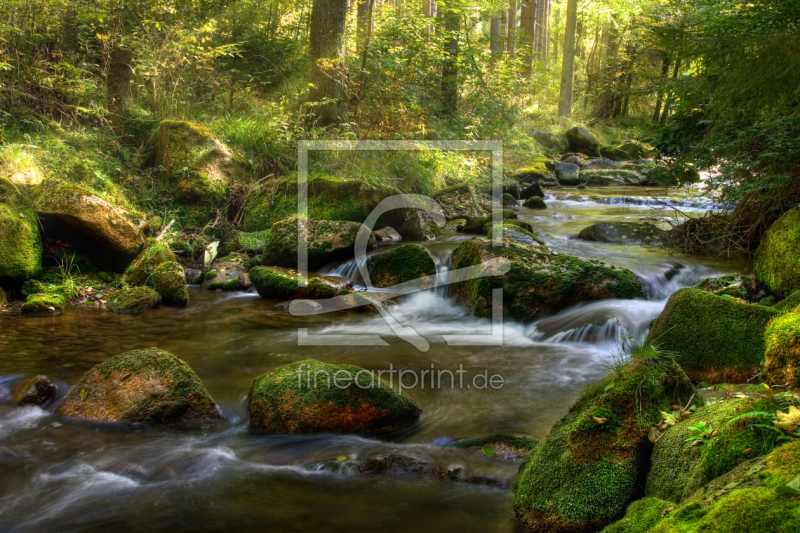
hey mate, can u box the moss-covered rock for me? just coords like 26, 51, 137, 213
151, 120, 248, 226
485, 222, 545, 246
261, 217, 376, 271
124, 239, 178, 286
513, 348, 698, 532
21, 279, 47, 297
646, 395, 794, 503
151, 261, 189, 306
399, 210, 442, 241
454, 433, 541, 460
579, 222, 666, 245
764, 310, 800, 388
248, 359, 422, 434
243, 174, 398, 232
451, 239, 644, 322
432, 183, 487, 218
599, 497, 674, 533
580, 169, 644, 186
35, 179, 145, 260
566, 126, 600, 156
106, 286, 161, 314
754, 206, 800, 295
0, 203, 42, 284
696, 274, 754, 300
218, 229, 270, 256
250, 266, 351, 300
369, 244, 436, 288
645, 288, 779, 382
200, 259, 245, 291
21, 293, 66, 317
530, 130, 568, 154
523, 196, 547, 209
461, 210, 518, 234
645, 440, 800, 532
57, 348, 223, 423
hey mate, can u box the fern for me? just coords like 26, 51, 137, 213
727, 411, 775, 425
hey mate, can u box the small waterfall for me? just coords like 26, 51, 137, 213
637, 262, 723, 300
319, 255, 371, 286
433, 251, 454, 298
543, 193, 728, 210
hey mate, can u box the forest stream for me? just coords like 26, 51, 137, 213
0, 186, 748, 532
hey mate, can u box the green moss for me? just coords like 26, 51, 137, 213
204, 269, 217, 280
147, 216, 164, 233
764, 310, 800, 388
20, 293, 67, 317
646, 395, 794, 503
88, 348, 203, 397
250, 266, 300, 298
775, 290, 800, 313
513, 349, 698, 531
646, 288, 779, 382
600, 497, 674, 533
369, 244, 436, 288
209, 278, 241, 291
754, 206, 800, 294
485, 222, 545, 246
21, 279, 47, 297
219, 229, 270, 256
523, 196, 547, 209
462, 210, 517, 234
297, 276, 336, 299
106, 286, 161, 313
124, 239, 177, 286
248, 359, 422, 434
151, 261, 189, 306
0, 204, 42, 283
260, 217, 370, 270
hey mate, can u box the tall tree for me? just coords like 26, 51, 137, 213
507, 1, 517, 57
308, 0, 349, 127
440, 0, 460, 116
557, 0, 578, 117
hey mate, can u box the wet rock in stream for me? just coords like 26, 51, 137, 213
12, 375, 57, 407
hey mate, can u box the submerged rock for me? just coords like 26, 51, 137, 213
359, 453, 459, 480
513, 347, 698, 532
646, 288, 779, 382
454, 433, 540, 460
0, 203, 42, 284
57, 348, 223, 423
451, 239, 644, 322
369, 244, 436, 288
36, 180, 145, 261
261, 217, 376, 271
399, 210, 442, 241
124, 240, 177, 286
12, 375, 57, 407
248, 359, 422, 434
754, 206, 800, 294
107, 286, 162, 314
578, 222, 666, 245
151, 261, 189, 305
566, 126, 600, 155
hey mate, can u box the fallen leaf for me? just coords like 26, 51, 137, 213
743, 448, 753, 455
592, 417, 607, 424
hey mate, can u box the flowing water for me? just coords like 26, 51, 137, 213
0, 186, 749, 532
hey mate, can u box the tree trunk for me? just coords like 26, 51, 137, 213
441, 1, 460, 116
507, 2, 517, 57
490, 17, 501, 56
107, 47, 133, 133
593, 20, 621, 118
357, 0, 370, 51
308, 0, 349, 127
661, 55, 681, 122
557, 0, 578, 117
652, 52, 671, 121
521, 0, 535, 78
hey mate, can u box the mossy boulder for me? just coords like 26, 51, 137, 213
399, 210, 442, 241
432, 183, 486, 218
261, 217, 376, 271
218, 229, 270, 256
0, 203, 42, 284
451, 239, 644, 322
35, 180, 145, 260
151, 262, 189, 305
644, 440, 800, 532
580, 169, 644, 186
578, 222, 666, 245
106, 286, 162, 314
764, 310, 800, 388
646, 395, 794, 503
151, 120, 248, 226
124, 239, 178, 286
370, 244, 436, 288
523, 196, 547, 209
201, 259, 245, 291
619, 140, 653, 160
12, 375, 57, 406
461, 210, 517, 234
599, 497, 674, 533
57, 348, 223, 423
566, 126, 600, 156
21, 293, 67, 317
243, 174, 398, 232
485, 222, 545, 246
530, 130, 568, 153
248, 359, 422, 434
250, 266, 352, 300
502, 192, 518, 206
754, 206, 800, 295
645, 288, 779, 382
513, 349, 698, 532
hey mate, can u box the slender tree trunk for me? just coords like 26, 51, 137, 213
441, 1, 460, 116
507, 2, 517, 57
490, 17, 501, 56
652, 53, 671, 121
357, 0, 370, 51
308, 0, 349, 127
661, 54, 681, 122
357, 0, 374, 102
521, 0, 535, 78
558, 0, 578, 117
107, 47, 133, 133
593, 20, 621, 118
